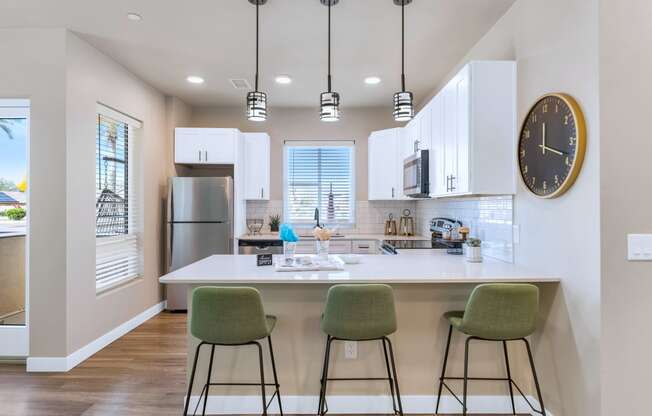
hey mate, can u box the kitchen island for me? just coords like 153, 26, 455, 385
159, 253, 559, 414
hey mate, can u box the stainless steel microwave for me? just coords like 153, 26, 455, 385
403, 149, 430, 198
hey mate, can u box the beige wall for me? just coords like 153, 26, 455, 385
64, 32, 169, 353
0, 28, 69, 356
423, 1, 601, 415
600, 1, 652, 415
191, 106, 399, 201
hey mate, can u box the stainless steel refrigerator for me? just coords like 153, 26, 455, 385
166, 177, 233, 310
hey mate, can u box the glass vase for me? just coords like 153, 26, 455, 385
283, 241, 297, 261
315, 240, 330, 260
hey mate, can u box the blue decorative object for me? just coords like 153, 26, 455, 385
279, 224, 299, 242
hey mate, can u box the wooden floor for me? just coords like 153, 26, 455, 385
0, 312, 526, 416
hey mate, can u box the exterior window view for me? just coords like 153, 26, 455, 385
0, 113, 27, 326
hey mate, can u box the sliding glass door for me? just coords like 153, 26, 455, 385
0, 100, 29, 357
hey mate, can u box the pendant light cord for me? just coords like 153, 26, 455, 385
254, 2, 259, 91
327, 1, 332, 93
401, 1, 406, 92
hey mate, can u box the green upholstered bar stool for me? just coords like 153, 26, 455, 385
183, 287, 283, 416
317, 284, 403, 416
434, 283, 546, 415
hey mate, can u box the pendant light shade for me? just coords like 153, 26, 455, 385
247, 0, 267, 121
393, 0, 413, 122
320, 0, 341, 122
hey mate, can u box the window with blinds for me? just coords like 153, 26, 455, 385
284, 142, 355, 226
95, 105, 142, 293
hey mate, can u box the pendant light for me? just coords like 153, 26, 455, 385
247, 0, 267, 121
319, 0, 341, 122
393, 0, 414, 122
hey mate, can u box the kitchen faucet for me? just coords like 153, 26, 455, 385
314, 208, 321, 228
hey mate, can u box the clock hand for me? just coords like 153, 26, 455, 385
537, 144, 565, 156
541, 122, 546, 155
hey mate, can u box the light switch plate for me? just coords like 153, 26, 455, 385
627, 234, 652, 261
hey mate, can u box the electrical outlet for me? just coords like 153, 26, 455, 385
344, 341, 357, 359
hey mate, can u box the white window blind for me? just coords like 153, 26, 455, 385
95, 104, 142, 292
284, 141, 355, 226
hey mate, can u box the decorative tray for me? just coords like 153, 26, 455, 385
274, 255, 345, 272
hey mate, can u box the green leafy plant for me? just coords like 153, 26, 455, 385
0, 210, 6, 217
466, 238, 482, 247
269, 214, 281, 232
5, 207, 26, 221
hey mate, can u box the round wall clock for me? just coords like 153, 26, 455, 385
518, 93, 587, 198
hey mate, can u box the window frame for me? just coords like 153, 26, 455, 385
95, 103, 143, 294
283, 140, 356, 228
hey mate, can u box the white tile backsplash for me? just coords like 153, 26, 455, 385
246, 196, 513, 262
416, 195, 514, 262
246, 200, 417, 235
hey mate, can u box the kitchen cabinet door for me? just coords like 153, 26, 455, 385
203, 129, 237, 164
442, 80, 458, 194
454, 67, 470, 194
244, 133, 270, 200
429, 94, 447, 196
174, 128, 205, 164
402, 115, 420, 158
368, 129, 401, 200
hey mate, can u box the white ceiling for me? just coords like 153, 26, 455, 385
0, 0, 515, 108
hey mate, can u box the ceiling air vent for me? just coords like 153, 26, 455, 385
230, 78, 252, 90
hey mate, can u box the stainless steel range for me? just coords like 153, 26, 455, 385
381, 217, 463, 255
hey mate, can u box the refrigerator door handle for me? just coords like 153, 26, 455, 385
167, 223, 173, 269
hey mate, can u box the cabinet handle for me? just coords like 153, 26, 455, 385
204, 150, 208, 161
198, 150, 202, 162
261, 187, 264, 198
392, 187, 395, 198
450, 175, 456, 192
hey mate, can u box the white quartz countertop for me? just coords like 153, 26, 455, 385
237, 233, 430, 241
159, 253, 560, 285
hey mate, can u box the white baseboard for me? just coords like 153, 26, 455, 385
185, 394, 553, 415
26, 300, 166, 372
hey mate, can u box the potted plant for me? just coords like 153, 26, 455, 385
464, 238, 483, 263
269, 214, 281, 233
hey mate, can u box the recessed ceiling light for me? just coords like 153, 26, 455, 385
275, 75, 292, 85
126, 13, 142, 21
186, 76, 205, 85
364, 76, 382, 85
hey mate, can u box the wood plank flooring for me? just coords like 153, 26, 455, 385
0, 312, 526, 416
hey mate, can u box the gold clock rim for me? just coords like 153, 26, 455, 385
518, 92, 587, 199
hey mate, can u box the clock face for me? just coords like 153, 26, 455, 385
518, 93, 586, 198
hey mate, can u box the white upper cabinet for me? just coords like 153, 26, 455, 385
431, 61, 516, 197
174, 128, 239, 165
368, 128, 402, 200
243, 132, 270, 200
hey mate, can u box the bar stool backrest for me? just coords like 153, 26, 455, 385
321, 284, 397, 340
191, 286, 269, 345
461, 283, 539, 340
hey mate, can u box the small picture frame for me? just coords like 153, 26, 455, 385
257, 253, 273, 267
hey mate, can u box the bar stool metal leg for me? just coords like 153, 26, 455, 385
503, 341, 516, 415
267, 336, 284, 416
462, 336, 475, 416
183, 342, 204, 416
384, 337, 404, 415
254, 341, 268, 416
201, 345, 216, 416
435, 325, 453, 415
381, 338, 398, 414
317, 336, 333, 416
523, 338, 546, 415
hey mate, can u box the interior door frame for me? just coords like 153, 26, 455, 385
0, 99, 30, 358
